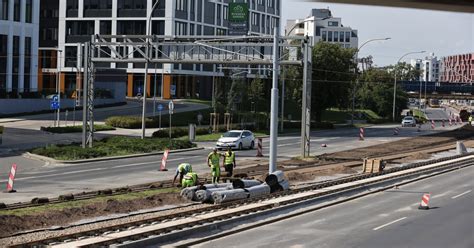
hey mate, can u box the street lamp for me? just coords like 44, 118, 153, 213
392, 50, 426, 121
142, 0, 161, 139
351, 38, 390, 125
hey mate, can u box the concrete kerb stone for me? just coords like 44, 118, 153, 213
23, 147, 204, 164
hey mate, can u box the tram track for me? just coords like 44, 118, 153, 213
10, 153, 474, 247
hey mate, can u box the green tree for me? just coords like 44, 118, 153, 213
248, 75, 264, 112
311, 42, 357, 121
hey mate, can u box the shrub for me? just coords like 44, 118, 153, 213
152, 127, 189, 138
40, 125, 115, 133
105, 116, 153, 129
0, 126, 3, 134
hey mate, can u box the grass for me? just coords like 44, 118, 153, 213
180, 99, 212, 106
322, 108, 386, 124
40, 125, 115, 133
0, 188, 180, 217
178, 131, 268, 142
31, 136, 195, 160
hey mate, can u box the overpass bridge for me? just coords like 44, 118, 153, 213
401, 81, 474, 100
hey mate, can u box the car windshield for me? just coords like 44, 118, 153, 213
223, 131, 241, 138
403, 117, 414, 120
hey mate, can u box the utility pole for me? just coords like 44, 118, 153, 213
269, 27, 280, 174
280, 67, 285, 132
300, 37, 312, 158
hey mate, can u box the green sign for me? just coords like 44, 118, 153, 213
229, 3, 249, 22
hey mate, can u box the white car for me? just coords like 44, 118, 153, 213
401, 116, 416, 127
216, 130, 255, 150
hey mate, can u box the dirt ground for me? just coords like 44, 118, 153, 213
0, 126, 473, 238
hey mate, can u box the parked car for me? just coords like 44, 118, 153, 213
216, 130, 255, 150
401, 116, 416, 127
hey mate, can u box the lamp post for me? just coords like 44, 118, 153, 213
351, 38, 390, 125
392, 50, 425, 121
56, 49, 62, 127
141, 0, 161, 139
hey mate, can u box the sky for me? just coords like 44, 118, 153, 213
281, 0, 474, 66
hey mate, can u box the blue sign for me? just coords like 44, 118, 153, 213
157, 104, 164, 111
50, 101, 60, 110
52, 95, 59, 103
170, 85, 176, 96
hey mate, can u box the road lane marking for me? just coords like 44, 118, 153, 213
373, 217, 407, 231
111, 156, 202, 169
452, 190, 472, 199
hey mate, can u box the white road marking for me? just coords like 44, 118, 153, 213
452, 190, 472, 199
278, 142, 300, 147
373, 217, 407, 231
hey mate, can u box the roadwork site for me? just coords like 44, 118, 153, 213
0, 125, 473, 245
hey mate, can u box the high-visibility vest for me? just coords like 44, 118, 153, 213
182, 172, 197, 187
208, 152, 220, 167
177, 163, 192, 174
224, 151, 235, 165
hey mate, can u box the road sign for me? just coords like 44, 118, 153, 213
228, 3, 249, 36
50, 101, 60, 110
170, 85, 176, 96
168, 101, 174, 115
52, 94, 59, 103
157, 104, 164, 111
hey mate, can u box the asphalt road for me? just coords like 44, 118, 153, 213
196, 165, 474, 248
424, 107, 450, 121
0, 124, 461, 204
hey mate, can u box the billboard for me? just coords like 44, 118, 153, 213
228, 3, 249, 36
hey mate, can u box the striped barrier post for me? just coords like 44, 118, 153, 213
431, 120, 435, 129
454, 116, 458, 125
256, 138, 263, 157
418, 193, 431, 210
159, 149, 170, 171
359, 128, 364, 141
442, 120, 445, 127
393, 127, 399, 136
417, 124, 421, 132
5, 163, 17, 193
449, 118, 452, 126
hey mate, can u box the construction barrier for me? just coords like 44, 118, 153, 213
393, 127, 399, 136
5, 163, 17, 193
159, 149, 170, 171
359, 127, 365, 141
256, 138, 263, 157
418, 193, 431, 210
417, 124, 421, 132
431, 120, 435, 129
449, 118, 453, 126
442, 120, 445, 127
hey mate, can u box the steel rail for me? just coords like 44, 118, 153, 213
11, 153, 473, 248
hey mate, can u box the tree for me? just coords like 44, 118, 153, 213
248, 76, 264, 113
311, 42, 357, 121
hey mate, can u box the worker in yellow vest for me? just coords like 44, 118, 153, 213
181, 172, 198, 188
172, 163, 193, 187
207, 148, 222, 184
223, 147, 236, 177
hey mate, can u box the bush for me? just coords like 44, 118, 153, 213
31, 136, 196, 160
152, 127, 189, 138
0, 126, 3, 134
105, 116, 154, 129
40, 125, 115, 133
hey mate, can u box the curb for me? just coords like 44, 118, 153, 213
24, 147, 204, 164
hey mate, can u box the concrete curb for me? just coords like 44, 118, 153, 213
24, 147, 204, 164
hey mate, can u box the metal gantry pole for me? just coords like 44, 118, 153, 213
82, 43, 89, 148
392, 73, 397, 121
269, 27, 280, 174
57, 50, 62, 127
280, 67, 285, 132
300, 38, 311, 158
142, 39, 150, 139
153, 62, 157, 117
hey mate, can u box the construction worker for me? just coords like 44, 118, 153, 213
223, 147, 236, 177
181, 172, 198, 188
207, 148, 222, 184
172, 163, 193, 187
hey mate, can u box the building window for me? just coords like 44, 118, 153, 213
117, 21, 146, 35
328, 31, 333, 42
12, 36, 20, 91
190, 23, 195, 35
223, 6, 228, 20
100, 21, 112, 35
216, 28, 226, 36
117, 0, 146, 17
0, 35, 7, 89
65, 46, 78, 68
175, 21, 187, 35
345, 31, 350, 42
24, 37, 31, 90
151, 20, 165, 35
176, 0, 187, 11
258, 0, 263, 5
216, 4, 221, 26
334, 31, 338, 42
65, 21, 95, 43
268, 0, 273, 8
0, 0, 8, 20
152, 0, 166, 17
328, 21, 338, 27
66, 0, 79, 17
340, 32, 344, 43
25, 0, 33, 23
84, 0, 112, 17
322, 31, 327, 41
14, 0, 20, 22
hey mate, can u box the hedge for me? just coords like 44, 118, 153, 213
105, 116, 154, 129
40, 125, 115, 133
0, 126, 3, 134
31, 136, 195, 160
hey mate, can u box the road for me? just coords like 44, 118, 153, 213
0, 124, 461, 204
424, 107, 450, 121
196, 165, 474, 248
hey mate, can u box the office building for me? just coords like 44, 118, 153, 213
439, 52, 474, 83
410, 53, 440, 83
